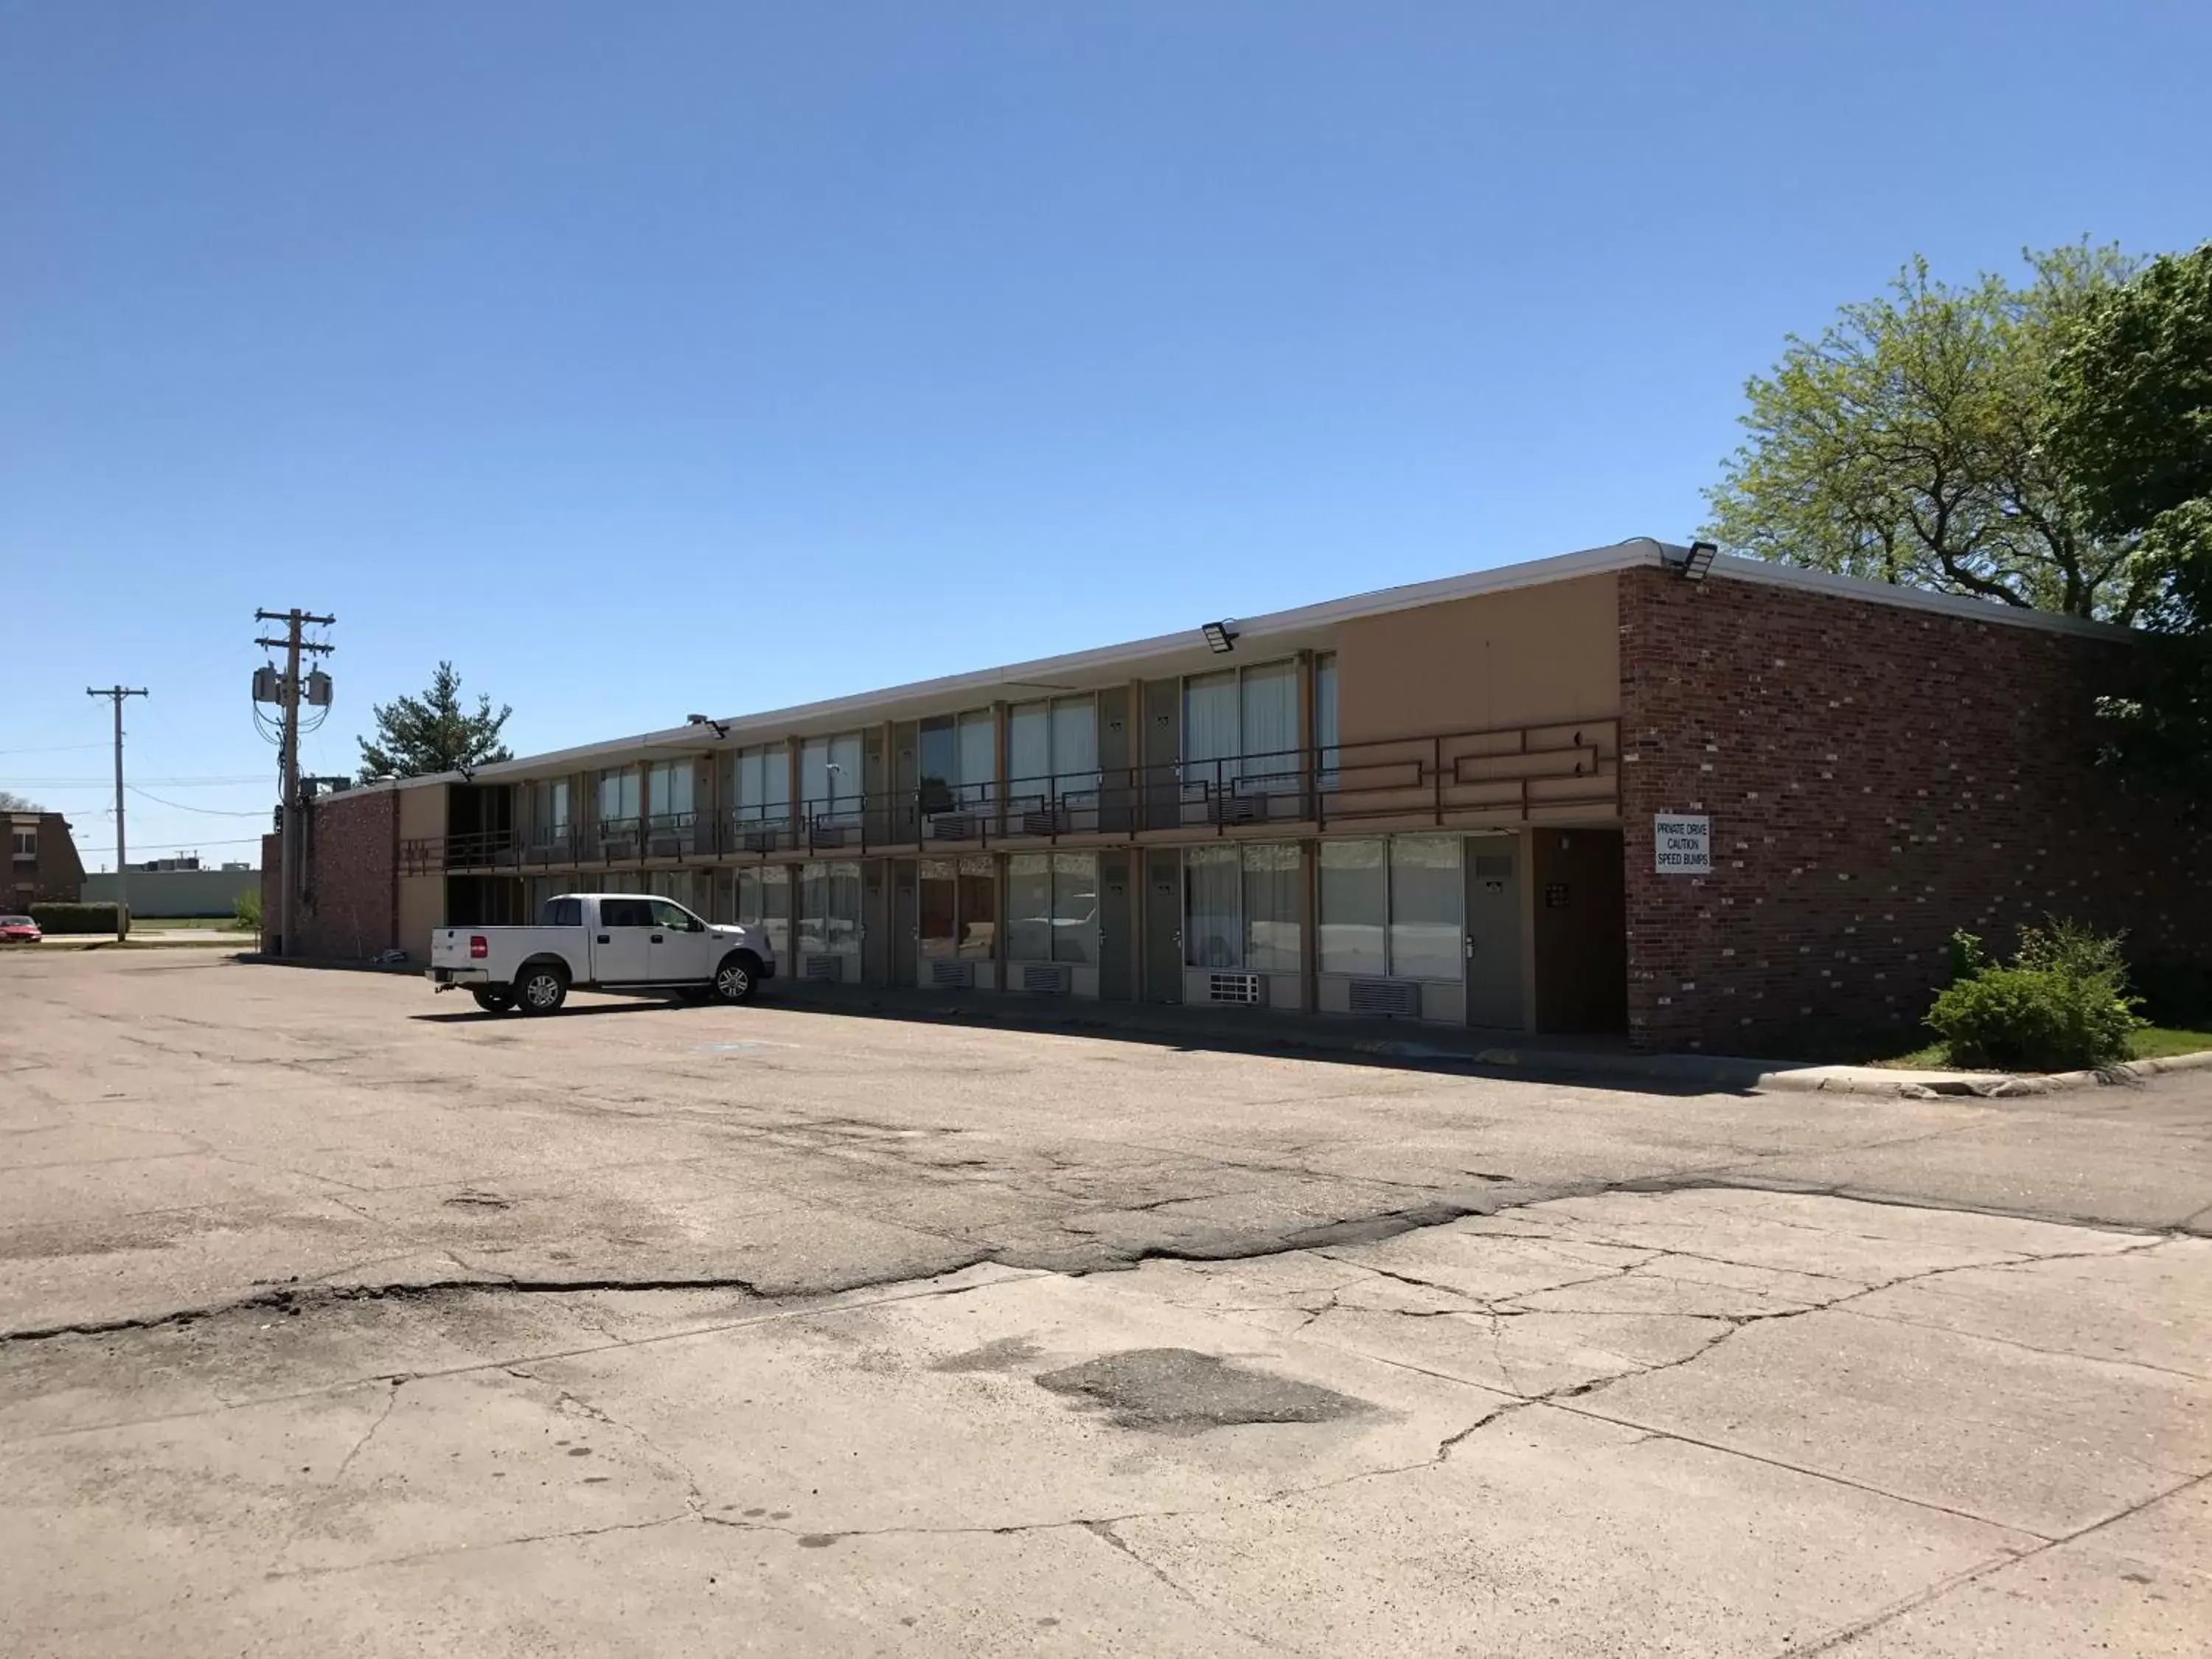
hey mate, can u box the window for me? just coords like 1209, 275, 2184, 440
10, 827, 34, 860
1008, 696, 1099, 809
1006, 852, 1094, 962
799, 860, 862, 959
600, 897, 655, 928
919, 855, 995, 959
647, 759, 695, 824
919, 710, 995, 814
1315, 653, 1339, 790
532, 779, 570, 844
801, 734, 863, 821
728, 744, 790, 824
648, 898, 701, 932
541, 897, 582, 927
1183, 843, 1301, 972
1318, 835, 1463, 981
1318, 840, 1386, 977
597, 768, 640, 828
1184, 661, 1299, 795
737, 866, 790, 961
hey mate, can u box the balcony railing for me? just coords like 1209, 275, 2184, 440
399, 717, 1618, 873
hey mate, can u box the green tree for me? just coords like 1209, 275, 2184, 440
1705, 244, 2152, 621
2047, 243, 2212, 796
357, 662, 513, 780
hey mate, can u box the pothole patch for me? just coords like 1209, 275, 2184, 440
1035, 1347, 1371, 1434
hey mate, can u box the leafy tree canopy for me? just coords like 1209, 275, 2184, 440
2046, 243, 2212, 797
357, 661, 513, 781
1705, 244, 2150, 622
0, 790, 42, 812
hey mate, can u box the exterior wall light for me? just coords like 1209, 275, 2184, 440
1679, 541, 1719, 582
687, 713, 730, 738
1202, 620, 1239, 654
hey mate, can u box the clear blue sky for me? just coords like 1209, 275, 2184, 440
4, 2, 2206, 867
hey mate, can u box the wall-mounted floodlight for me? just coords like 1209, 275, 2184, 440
687, 712, 730, 739
1678, 540, 1719, 582
1202, 619, 1239, 655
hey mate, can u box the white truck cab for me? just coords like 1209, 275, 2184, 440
427, 892, 776, 1015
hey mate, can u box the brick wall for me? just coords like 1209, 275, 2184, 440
262, 790, 400, 959
1618, 566, 2208, 1053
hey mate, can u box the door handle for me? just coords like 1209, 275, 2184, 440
597, 934, 611, 944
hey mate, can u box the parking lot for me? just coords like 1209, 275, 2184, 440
4, 949, 2208, 1655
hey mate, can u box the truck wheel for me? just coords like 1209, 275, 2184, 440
515, 964, 569, 1015
711, 952, 761, 1005
470, 987, 515, 1014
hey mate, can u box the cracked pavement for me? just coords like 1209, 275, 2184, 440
3, 951, 2209, 1655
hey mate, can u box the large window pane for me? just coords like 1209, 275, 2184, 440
741, 866, 791, 961
958, 712, 995, 804
798, 862, 830, 957
1183, 846, 1241, 969
1052, 696, 1097, 784
1009, 703, 1050, 796
759, 745, 790, 813
919, 857, 958, 957
1240, 662, 1298, 792
1390, 835, 1463, 981
1006, 854, 1052, 961
829, 860, 862, 955
597, 768, 638, 824
1315, 653, 1339, 790
1318, 839, 1386, 976
800, 741, 830, 816
830, 734, 862, 814
1052, 852, 1097, 964
958, 855, 996, 959
1183, 670, 1239, 793
1243, 842, 1302, 974
919, 719, 958, 813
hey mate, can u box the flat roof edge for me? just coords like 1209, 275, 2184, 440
389, 537, 2131, 790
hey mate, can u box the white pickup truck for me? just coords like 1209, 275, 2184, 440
426, 892, 776, 1015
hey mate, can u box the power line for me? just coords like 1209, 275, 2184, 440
1, 775, 269, 788
126, 786, 271, 817
77, 833, 267, 855
254, 607, 335, 957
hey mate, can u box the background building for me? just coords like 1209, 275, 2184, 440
262, 540, 2209, 1053
83, 864, 261, 917
7, 811, 85, 909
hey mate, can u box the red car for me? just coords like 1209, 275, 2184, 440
0, 915, 42, 944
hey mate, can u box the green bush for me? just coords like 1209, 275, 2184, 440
28, 902, 129, 936
233, 886, 263, 933
1926, 920, 2142, 1071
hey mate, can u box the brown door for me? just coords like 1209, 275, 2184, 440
1532, 830, 1628, 1033
1099, 853, 1133, 1000
891, 859, 919, 987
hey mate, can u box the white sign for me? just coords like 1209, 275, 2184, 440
1654, 813, 1711, 875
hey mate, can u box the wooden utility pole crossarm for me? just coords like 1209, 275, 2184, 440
254, 610, 336, 957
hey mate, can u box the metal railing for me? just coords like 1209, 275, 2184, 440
397, 717, 1618, 873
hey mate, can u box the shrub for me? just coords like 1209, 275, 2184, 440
29, 902, 129, 936
1925, 920, 2142, 1071
233, 887, 263, 933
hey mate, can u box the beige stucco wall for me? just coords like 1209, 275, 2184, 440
1334, 574, 1620, 742
394, 785, 448, 959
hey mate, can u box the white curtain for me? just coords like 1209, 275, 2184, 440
957, 712, 995, 804
1183, 846, 1240, 969
1241, 663, 1298, 794
1184, 671, 1239, 794
1009, 703, 1050, 798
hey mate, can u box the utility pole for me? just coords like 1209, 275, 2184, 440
85, 686, 149, 942
254, 610, 335, 956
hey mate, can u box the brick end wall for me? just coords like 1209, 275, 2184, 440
1617, 567, 2208, 1053
263, 790, 400, 959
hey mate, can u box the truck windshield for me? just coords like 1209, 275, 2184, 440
540, 897, 583, 926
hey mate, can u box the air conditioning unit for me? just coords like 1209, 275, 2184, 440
1348, 978, 1421, 1018
1020, 807, 1061, 836
1020, 962, 1071, 995
928, 812, 978, 841
1208, 972, 1265, 1006
1209, 795, 1267, 827
804, 955, 844, 982
929, 959, 975, 990
810, 824, 849, 849
740, 828, 779, 854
